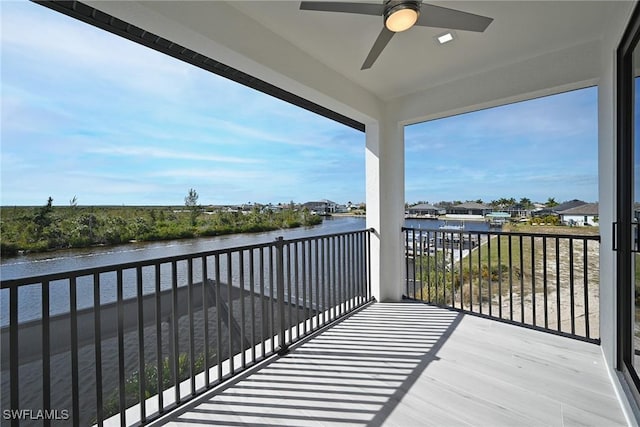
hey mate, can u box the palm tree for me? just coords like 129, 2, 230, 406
519, 197, 533, 209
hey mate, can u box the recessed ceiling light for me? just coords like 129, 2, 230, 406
436, 32, 455, 45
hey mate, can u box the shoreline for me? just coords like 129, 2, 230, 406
2, 222, 322, 259
1, 205, 324, 258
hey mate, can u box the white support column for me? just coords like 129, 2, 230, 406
597, 4, 638, 424
365, 118, 405, 302
597, 39, 617, 370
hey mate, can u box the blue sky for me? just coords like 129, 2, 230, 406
406, 87, 598, 204
1, 1, 598, 207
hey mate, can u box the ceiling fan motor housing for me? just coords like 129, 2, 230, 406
384, 1, 421, 32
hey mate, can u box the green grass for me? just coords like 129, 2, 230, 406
99, 350, 211, 422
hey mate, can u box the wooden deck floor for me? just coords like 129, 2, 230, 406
152, 302, 627, 426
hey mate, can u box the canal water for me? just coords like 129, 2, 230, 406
0, 216, 491, 324
0, 216, 366, 324
1, 217, 492, 280
0, 216, 367, 281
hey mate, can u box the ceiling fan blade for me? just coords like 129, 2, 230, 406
416, 3, 493, 32
361, 27, 395, 70
300, 2, 384, 16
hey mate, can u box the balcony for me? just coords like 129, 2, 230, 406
156, 303, 624, 426
3, 0, 634, 424
0, 227, 626, 426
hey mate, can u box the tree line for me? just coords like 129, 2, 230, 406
410, 197, 560, 209
0, 190, 322, 257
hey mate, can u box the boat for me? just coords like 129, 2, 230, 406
439, 221, 464, 230
486, 212, 510, 227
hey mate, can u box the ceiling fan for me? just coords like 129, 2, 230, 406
299, 1, 493, 70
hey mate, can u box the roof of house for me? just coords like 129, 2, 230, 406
454, 202, 491, 210
558, 202, 599, 216
408, 203, 439, 210
304, 200, 336, 206
553, 199, 587, 212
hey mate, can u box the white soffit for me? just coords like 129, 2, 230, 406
228, 1, 614, 100
86, 1, 625, 123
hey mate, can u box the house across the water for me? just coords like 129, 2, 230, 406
406, 203, 442, 218
559, 202, 599, 226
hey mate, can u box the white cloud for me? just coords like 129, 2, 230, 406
1, 2, 236, 101
151, 168, 265, 181
86, 145, 263, 164
0, 1, 365, 206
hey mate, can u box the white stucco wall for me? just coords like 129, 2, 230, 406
598, 1, 638, 424
561, 214, 599, 227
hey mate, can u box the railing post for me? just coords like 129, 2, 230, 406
275, 237, 289, 355
9, 286, 19, 427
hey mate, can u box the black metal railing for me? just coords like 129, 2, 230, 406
0, 229, 372, 426
403, 227, 600, 343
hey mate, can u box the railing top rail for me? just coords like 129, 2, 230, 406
0, 228, 373, 289
283, 227, 374, 245
401, 226, 600, 241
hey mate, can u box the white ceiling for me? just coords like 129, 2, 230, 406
227, 1, 613, 100
87, 1, 631, 125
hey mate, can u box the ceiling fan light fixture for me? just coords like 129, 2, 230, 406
384, 3, 420, 33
